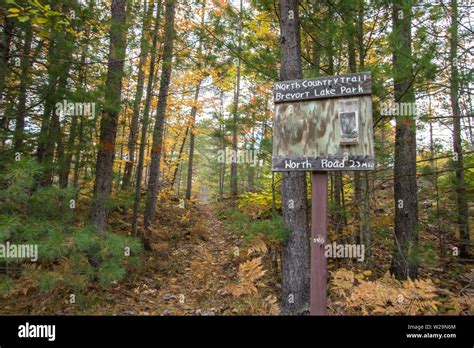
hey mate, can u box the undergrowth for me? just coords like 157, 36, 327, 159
0, 158, 143, 297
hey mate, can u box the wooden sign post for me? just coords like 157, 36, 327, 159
272, 72, 374, 315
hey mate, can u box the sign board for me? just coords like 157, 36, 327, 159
272, 72, 374, 171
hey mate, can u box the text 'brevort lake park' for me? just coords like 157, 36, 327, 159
274, 73, 371, 103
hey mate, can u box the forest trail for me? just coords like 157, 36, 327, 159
0, 203, 246, 315
88, 204, 242, 315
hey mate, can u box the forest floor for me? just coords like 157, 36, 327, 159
0, 198, 471, 315
89, 204, 245, 316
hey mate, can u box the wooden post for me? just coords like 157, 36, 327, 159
311, 171, 328, 315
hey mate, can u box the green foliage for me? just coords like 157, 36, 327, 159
69, 253, 95, 283
219, 206, 289, 246
0, 158, 42, 212
38, 227, 70, 261
98, 259, 127, 287
237, 174, 281, 219
218, 207, 250, 232
28, 186, 75, 221
107, 189, 135, 211
244, 215, 289, 245
418, 241, 439, 268
38, 271, 61, 293
0, 215, 21, 242
0, 276, 13, 295
0, 158, 144, 294
375, 226, 390, 239
74, 226, 100, 252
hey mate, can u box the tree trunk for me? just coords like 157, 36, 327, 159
0, 15, 13, 102
143, 0, 176, 229
60, 39, 90, 188
230, 0, 242, 198
0, 16, 14, 143
131, 0, 163, 237
14, 21, 32, 153
185, 81, 202, 200
449, 0, 470, 258
72, 113, 84, 195
36, 39, 58, 177
390, 0, 418, 280
37, 2, 73, 186
171, 126, 189, 187
360, 172, 371, 266
279, 0, 310, 315
334, 172, 344, 241
351, 0, 371, 263
122, 0, 155, 190
219, 89, 225, 200
91, 0, 128, 233
247, 123, 255, 191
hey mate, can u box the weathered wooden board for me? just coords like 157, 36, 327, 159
274, 72, 371, 103
272, 95, 374, 171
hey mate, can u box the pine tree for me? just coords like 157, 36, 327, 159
449, 0, 470, 258
91, 0, 129, 232
390, 0, 418, 280
143, 0, 177, 228
279, 0, 310, 315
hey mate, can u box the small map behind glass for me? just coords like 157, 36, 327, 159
338, 99, 359, 144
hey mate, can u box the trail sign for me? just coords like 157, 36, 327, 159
272, 72, 375, 315
272, 72, 374, 171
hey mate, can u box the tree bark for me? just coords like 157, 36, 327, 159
122, 0, 155, 190
143, 0, 176, 229
449, 0, 470, 258
171, 126, 189, 187
185, 81, 202, 200
279, 0, 310, 315
37, 2, 73, 186
230, 0, 242, 198
14, 21, 32, 153
131, 0, 162, 237
0, 15, 14, 134
185, 0, 206, 200
334, 172, 344, 241
60, 37, 90, 188
0, 15, 13, 103
390, 0, 418, 280
91, 0, 128, 233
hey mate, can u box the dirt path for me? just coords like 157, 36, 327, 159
93, 204, 242, 315
0, 204, 243, 315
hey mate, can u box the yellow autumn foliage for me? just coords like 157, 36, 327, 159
330, 269, 444, 315
226, 257, 266, 297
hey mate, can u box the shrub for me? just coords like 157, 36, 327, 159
0, 157, 144, 296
